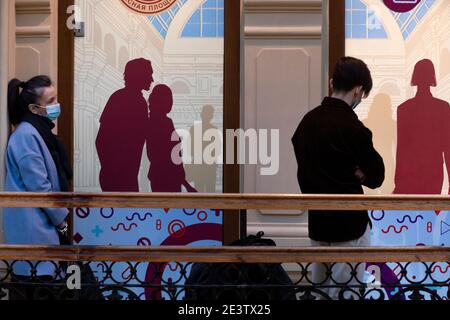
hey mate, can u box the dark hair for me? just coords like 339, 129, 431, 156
332, 57, 373, 97
8, 75, 53, 125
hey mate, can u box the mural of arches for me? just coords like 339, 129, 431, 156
104, 34, 116, 68
379, 81, 401, 96
171, 79, 191, 95
346, 0, 406, 44
345, 0, 388, 39
347, 0, 439, 42
94, 21, 103, 49
164, 0, 223, 56
440, 48, 450, 78
118, 46, 129, 73
181, 0, 224, 38
391, 0, 437, 39
148, 0, 188, 38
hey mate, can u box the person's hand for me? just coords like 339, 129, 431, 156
56, 220, 69, 245
57, 221, 68, 229
354, 166, 366, 183
56, 221, 68, 237
183, 180, 198, 193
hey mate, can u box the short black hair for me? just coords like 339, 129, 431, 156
332, 57, 373, 97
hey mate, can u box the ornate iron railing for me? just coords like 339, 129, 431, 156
0, 193, 449, 301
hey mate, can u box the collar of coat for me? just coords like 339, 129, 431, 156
321, 97, 358, 118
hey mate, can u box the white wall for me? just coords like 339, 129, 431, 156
243, 0, 324, 281
243, 0, 323, 248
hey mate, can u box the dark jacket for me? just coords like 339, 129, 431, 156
292, 97, 385, 242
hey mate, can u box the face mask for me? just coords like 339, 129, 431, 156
351, 91, 363, 110
43, 103, 61, 121
351, 98, 361, 110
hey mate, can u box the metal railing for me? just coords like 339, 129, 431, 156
0, 192, 449, 301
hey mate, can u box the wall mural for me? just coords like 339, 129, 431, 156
346, 0, 450, 299
73, 0, 224, 300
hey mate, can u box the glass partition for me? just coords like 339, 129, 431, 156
345, 0, 450, 299
73, 0, 225, 299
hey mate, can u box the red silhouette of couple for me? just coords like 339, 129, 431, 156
394, 59, 450, 194
96, 58, 196, 193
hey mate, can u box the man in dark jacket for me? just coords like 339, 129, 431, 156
292, 57, 385, 300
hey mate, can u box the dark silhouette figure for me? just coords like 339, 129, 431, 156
146, 84, 195, 192
96, 58, 154, 192
394, 59, 450, 194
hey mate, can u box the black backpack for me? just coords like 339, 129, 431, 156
184, 232, 296, 301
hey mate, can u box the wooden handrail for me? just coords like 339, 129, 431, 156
1, 193, 448, 264
0, 245, 449, 263
0, 192, 449, 210
0, 193, 448, 264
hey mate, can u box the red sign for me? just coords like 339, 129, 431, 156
383, 0, 422, 13
120, 0, 177, 15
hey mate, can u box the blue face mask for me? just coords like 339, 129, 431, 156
43, 103, 61, 121
351, 88, 364, 110
351, 97, 362, 110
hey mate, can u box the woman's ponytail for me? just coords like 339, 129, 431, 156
7, 75, 53, 126
7, 79, 24, 125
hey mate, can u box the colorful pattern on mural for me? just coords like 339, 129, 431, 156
74, 208, 222, 299
368, 210, 450, 300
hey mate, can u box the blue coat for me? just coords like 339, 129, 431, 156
3, 121, 68, 276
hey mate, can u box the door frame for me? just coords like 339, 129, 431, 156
328, 0, 345, 94
57, 0, 75, 240
57, 0, 242, 244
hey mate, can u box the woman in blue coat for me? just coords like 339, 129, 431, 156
4, 76, 72, 298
